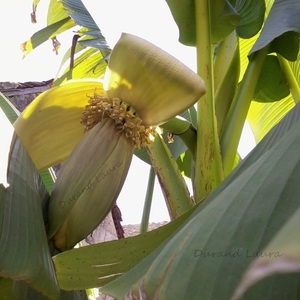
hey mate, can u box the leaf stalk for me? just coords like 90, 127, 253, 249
221, 46, 269, 175
194, 0, 224, 202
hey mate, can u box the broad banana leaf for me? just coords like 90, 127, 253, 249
0, 125, 59, 299
0, 92, 55, 192
245, 0, 300, 142
233, 201, 300, 299
165, 0, 264, 46
101, 103, 300, 299
52, 204, 197, 290
250, 0, 300, 60
0, 89, 89, 300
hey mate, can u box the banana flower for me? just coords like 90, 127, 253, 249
14, 33, 205, 250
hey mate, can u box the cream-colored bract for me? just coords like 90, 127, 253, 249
106, 33, 206, 126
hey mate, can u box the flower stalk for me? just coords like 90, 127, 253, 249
147, 133, 194, 219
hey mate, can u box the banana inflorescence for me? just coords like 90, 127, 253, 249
15, 33, 206, 251
48, 95, 153, 250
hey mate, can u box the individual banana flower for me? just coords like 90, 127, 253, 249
14, 33, 206, 250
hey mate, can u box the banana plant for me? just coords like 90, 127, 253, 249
1, 0, 300, 299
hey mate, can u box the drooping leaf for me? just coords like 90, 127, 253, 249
210, 0, 240, 43
61, 0, 110, 51
164, 0, 196, 46
229, 0, 265, 39
165, 0, 240, 46
24, 0, 110, 58
104, 111, 300, 299
253, 55, 290, 102
250, 0, 300, 60
246, 43, 300, 142
0, 133, 59, 299
52, 206, 196, 290
268, 31, 300, 61
0, 93, 55, 193
21, 17, 76, 57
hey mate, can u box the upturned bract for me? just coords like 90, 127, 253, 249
14, 33, 206, 250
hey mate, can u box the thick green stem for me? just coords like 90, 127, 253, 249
194, 0, 224, 202
277, 55, 300, 103
140, 167, 155, 233
147, 134, 194, 219
221, 47, 269, 176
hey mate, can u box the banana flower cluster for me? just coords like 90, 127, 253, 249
14, 33, 205, 250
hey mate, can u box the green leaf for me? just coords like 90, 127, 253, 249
229, 0, 265, 38
106, 111, 300, 299
229, 107, 300, 298
52, 206, 196, 290
11, 281, 88, 300
21, 17, 76, 57
24, 0, 110, 58
0, 93, 55, 193
164, 0, 196, 46
54, 48, 107, 86
0, 92, 20, 123
253, 55, 290, 102
176, 150, 193, 178
225, 103, 300, 188
269, 31, 300, 61
248, 97, 295, 143
47, 0, 70, 25
0, 134, 59, 299
61, 0, 110, 51
250, 0, 300, 60
232, 203, 300, 299
165, 0, 240, 46
210, 0, 240, 43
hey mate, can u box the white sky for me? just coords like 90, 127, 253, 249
0, 0, 255, 225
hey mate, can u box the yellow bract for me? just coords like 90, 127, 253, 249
14, 80, 104, 170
